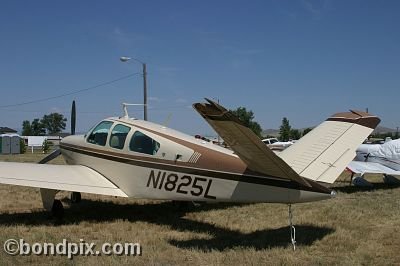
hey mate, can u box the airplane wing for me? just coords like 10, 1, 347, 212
347, 161, 400, 176
193, 98, 310, 187
0, 162, 128, 197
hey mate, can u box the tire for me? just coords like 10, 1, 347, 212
70, 192, 82, 203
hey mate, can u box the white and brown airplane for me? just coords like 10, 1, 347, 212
0, 100, 380, 235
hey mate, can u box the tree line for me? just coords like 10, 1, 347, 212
278, 117, 312, 141
19, 108, 311, 140
22, 113, 67, 136
230, 107, 312, 141
370, 131, 399, 140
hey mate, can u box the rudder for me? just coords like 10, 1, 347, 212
279, 111, 380, 184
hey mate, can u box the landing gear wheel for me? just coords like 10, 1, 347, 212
51, 199, 64, 220
70, 192, 82, 203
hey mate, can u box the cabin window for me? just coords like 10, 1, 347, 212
109, 124, 131, 149
87, 121, 113, 146
129, 131, 160, 155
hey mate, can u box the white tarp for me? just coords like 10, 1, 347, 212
347, 161, 400, 176
369, 139, 400, 160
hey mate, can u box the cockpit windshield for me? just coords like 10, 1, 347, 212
87, 121, 113, 146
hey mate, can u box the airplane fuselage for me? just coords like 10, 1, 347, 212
60, 117, 333, 204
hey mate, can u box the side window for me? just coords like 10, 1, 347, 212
109, 124, 131, 150
87, 121, 113, 146
129, 131, 160, 155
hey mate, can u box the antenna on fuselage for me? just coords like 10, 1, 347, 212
122, 103, 147, 119
163, 113, 172, 127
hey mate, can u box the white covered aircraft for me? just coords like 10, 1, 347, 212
0, 99, 381, 248
347, 138, 400, 186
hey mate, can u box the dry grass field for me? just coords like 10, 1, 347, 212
0, 152, 399, 265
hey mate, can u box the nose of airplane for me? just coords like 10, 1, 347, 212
60, 135, 84, 146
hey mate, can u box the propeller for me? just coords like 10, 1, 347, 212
71, 100, 76, 135
38, 149, 61, 164
38, 100, 76, 164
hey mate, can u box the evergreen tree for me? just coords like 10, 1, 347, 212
302, 127, 313, 137
290, 129, 301, 140
279, 117, 291, 141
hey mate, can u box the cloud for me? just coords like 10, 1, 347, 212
279, 9, 297, 19
49, 107, 63, 114
112, 27, 132, 47
111, 27, 147, 48
301, 0, 331, 19
113, 27, 123, 36
157, 66, 182, 76
221, 46, 263, 70
175, 98, 187, 104
302, 0, 321, 15
158, 66, 181, 73
223, 46, 264, 56
148, 97, 163, 103
195, 29, 225, 45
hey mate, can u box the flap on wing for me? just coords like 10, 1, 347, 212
347, 161, 400, 176
193, 98, 310, 187
0, 162, 128, 197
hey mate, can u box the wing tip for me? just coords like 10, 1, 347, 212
327, 111, 381, 129
193, 98, 230, 119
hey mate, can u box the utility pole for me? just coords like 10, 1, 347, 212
120, 56, 148, 121
143, 63, 148, 121
217, 98, 221, 145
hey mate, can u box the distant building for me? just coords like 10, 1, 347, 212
47, 133, 71, 146
0, 127, 17, 134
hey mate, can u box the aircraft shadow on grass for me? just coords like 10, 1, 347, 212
331, 182, 400, 194
0, 200, 334, 251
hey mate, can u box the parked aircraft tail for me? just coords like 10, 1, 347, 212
194, 99, 380, 186
279, 111, 380, 184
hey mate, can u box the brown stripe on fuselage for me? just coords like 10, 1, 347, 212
60, 142, 332, 194
61, 141, 277, 180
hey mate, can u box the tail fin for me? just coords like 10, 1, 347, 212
279, 111, 380, 184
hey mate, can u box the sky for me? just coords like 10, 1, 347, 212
0, 0, 399, 135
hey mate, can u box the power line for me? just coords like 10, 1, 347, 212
149, 104, 192, 110
0, 104, 193, 115
0, 73, 141, 109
